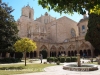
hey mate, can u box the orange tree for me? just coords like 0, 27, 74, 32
14, 38, 37, 66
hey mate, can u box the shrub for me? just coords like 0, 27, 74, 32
71, 57, 77, 62
47, 57, 54, 62
66, 57, 71, 62
0, 58, 21, 63
56, 61, 60, 65
54, 57, 58, 62
60, 57, 65, 63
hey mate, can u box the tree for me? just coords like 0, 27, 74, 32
85, 5, 100, 52
38, 0, 100, 14
14, 38, 37, 66
0, 0, 19, 53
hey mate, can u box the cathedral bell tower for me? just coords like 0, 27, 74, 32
21, 4, 34, 20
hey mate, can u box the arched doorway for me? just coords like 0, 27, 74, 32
87, 49, 91, 57
30, 51, 34, 58
33, 51, 37, 57
83, 50, 87, 58
58, 46, 65, 56
68, 51, 71, 56
26, 52, 29, 58
80, 50, 83, 57
10, 52, 15, 57
41, 50, 47, 59
40, 45, 48, 58
71, 51, 74, 56
50, 45, 57, 57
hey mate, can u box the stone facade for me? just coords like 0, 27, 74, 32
16, 5, 95, 58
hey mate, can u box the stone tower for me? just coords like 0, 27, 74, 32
21, 4, 34, 20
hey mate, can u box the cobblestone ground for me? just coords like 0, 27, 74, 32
14, 59, 100, 75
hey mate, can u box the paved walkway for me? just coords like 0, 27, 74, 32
14, 59, 100, 75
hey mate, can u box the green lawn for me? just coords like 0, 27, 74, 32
0, 64, 55, 75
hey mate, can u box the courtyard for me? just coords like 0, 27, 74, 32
0, 59, 99, 75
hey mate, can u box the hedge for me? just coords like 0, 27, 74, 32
47, 57, 77, 63
0, 58, 21, 63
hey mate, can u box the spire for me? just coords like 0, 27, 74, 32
45, 12, 48, 16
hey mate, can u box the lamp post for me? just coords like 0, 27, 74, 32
75, 37, 81, 67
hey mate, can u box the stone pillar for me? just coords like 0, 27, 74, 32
56, 48, 58, 57
91, 50, 94, 58
47, 43, 50, 57
47, 51, 50, 57
36, 42, 40, 58
6, 52, 10, 58
77, 54, 81, 67
36, 50, 39, 58
23, 52, 25, 58
66, 51, 68, 56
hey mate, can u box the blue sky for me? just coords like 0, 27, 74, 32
2, 0, 83, 22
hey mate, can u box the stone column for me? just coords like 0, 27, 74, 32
23, 52, 25, 58
56, 48, 58, 57
36, 42, 40, 58
13, 53, 15, 58
77, 54, 81, 67
48, 51, 50, 57
47, 43, 50, 57
6, 52, 10, 58
91, 46, 94, 57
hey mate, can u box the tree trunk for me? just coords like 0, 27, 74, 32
25, 51, 26, 66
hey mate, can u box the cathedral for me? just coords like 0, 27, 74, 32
17, 5, 97, 58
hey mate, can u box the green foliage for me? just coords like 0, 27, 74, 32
47, 57, 54, 62
14, 38, 37, 52
71, 57, 77, 62
54, 57, 58, 62
47, 57, 77, 63
90, 5, 100, 15
85, 13, 100, 50
56, 61, 60, 65
0, 64, 55, 75
0, 1, 19, 52
60, 57, 65, 63
65, 57, 71, 62
0, 58, 21, 63
38, 0, 100, 14
14, 38, 37, 66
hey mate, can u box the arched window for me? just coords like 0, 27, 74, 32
71, 28, 76, 37
82, 25, 85, 31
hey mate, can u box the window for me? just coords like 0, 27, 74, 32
29, 11, 31, 19
71, 28, 76, 37
82, 25, 85, 31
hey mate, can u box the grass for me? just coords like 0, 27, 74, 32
87, 62, 98, 65
0, 63, 55, 75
